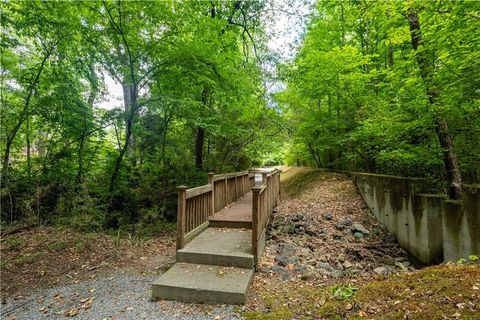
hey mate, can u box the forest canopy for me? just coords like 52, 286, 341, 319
1, 0, 479, 231
1, 0, 282, 230
277, 0, 480, 197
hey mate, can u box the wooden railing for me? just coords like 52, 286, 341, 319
176, 170, 254, 249
251, 169, 281, 267
211, 171, 253, 212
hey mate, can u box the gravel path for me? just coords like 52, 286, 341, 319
1, 271, 242, 320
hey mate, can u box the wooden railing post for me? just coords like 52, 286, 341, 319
277, 171, 281, 204
251, 186, 260, 269
224, 177, 228, 205
242, 172, 246, 195
208, 172, 215, 216
262, 172, 267, 185
235, 175, 239, 199
176, 185, 187, 250
249, 170, 255, 188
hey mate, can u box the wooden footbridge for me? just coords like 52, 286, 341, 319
152, 169, 281, 304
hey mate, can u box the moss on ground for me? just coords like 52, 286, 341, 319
281, 168, 324, 198
243, 264, 480, 319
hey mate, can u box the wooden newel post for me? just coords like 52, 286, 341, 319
176, 186, 187, 250
251, 186, 260, 269
208, 172, 215, 216
262, 172, 267, 185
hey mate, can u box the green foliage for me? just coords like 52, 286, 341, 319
1, 0, 283, 231
278, 0, 480, 188
4, 237, 26, 250
331, 285, 358, 300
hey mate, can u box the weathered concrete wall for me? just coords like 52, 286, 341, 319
354, 173, 479, 264
442, 185, 480, 261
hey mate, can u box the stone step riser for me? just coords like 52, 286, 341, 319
176, 251, 254, 269
208, 220, 252, 229
152, 285, 246, 305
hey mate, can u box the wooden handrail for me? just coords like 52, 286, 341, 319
212, 171, 249, 181
251, 169, 281, 268
186, 184, 213, 199
176, 170, 253, 250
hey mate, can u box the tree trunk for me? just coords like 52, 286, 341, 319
122, 82, 136, 158
387, 44, 394, 67
26, 108, 31, 179
406, 11, 462, 199
307, 143, 322, 168
2, 50, 51, 179
77, 64, 98, 184
195, 88, 209, 170
436, 119, 462, 199
195, 126, 205, 169
109, 84, 136, 193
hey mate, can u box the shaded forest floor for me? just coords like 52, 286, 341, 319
0, 227, 176, 302
1, 167, 479, 319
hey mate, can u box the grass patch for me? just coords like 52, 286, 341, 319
47, 240, 67, 251
15, 252, 43, 265
4, 237, 26, 250
244, 264, 480, 319
281, 168, 323, 198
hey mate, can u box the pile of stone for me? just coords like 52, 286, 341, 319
335, 217, 370, 240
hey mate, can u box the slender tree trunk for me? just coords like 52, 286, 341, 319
194, 88, 209, 170
26, 108, 31, 179
195, 127, 205, 169
77, 63, 98, 184
307, 143, 321, 168
407, 11, 462, 199
109, 84, 137, 193
109, 116, 133, 193
2, 50, 51, 179
122, 82, 136, 158
387, 44, 394, 67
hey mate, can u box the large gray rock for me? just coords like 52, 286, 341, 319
279, 243, 297, 256
316, 262, 333, 272
275, 255, 293, 266
336, 218, 353, 230
271, 265, 285, 273
373, 266, 394, 275
352, 223, 370, 235
354, 232, 364, 239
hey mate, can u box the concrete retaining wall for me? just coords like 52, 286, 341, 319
354, 173, 479, 264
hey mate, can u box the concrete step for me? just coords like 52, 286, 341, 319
176, 228, 253, 268
209, 219, 252, 229
209, 192, 252, 229
151, 262, 254, 304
